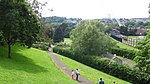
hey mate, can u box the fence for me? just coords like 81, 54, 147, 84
122, 38, 140, 47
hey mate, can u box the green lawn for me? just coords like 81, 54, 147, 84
127, 36, 139, 38
116, 41, 138, 51
113, 39, 139, 51
64, 38, 139, 51
57, 54, 131, 84
0, 45, 76, 84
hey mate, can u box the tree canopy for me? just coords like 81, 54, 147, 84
134, 5, 150, 73
0, 0, 41, 58
70, 20, 116, 56
135, 31, 150, 73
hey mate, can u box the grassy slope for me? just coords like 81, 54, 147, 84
57, 54, 131, 84
113, 39, 139, 51
64, 38, 138, 51
0, 45, 76, 84
127, 36, 139, 38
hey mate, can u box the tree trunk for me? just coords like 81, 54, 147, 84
8, 43, 11, 59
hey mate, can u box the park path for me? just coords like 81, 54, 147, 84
48, 51, 94, 84
105, 53, 135, 67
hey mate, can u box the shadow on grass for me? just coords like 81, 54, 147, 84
0, 45, 48, 74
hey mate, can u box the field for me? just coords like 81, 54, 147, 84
127, 36, 141, 39
57, 54, 131, 84
0, 45, 76, 84
64, 38, 139, 51
113, 39, 139, 51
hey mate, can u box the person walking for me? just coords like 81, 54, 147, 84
98, 78, 104, 84
71, 70, 75, 80
75, 69, 80, 81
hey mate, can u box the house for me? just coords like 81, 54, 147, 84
135, 27, 147, 35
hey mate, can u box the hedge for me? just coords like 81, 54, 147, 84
53, 46, 150, 84
32, 42, 49, 50
111, 47, 137, 60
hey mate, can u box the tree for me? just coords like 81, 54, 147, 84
70, 20, 116, 56
53, 27, 64, 43
135, 31, 150, 73
118, 26, 128, 35
28, 0, 54, 45
134, 11, 150, 73
0, 0, 41, 58
53, 23, 68, 43
0, 31, 4, 46
27, 0, 48, 18
39, 18, 53, 43
64, 27, 75, 38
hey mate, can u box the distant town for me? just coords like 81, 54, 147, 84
44, 16, 149, 25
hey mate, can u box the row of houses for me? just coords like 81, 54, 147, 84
101, 18, 149, 24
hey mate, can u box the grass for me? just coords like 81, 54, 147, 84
56, 53, 131, 84
127, 36, 139, 38
64, 38, 139, 51
116, 41, 138, 51
113, 39, 139, 51
0, 45, 76, 84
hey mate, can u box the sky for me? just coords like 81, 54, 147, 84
38, 0, 150, 19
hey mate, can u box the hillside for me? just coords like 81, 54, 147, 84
0, 45, 76, 84
57, 54, 130, 84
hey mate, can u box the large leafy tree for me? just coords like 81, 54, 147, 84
135, 31, 150, 73
134, 4, 150, 73
53, 23, 68, 43
70, 20, 116, 56
53, 27, 64, 43
0, 0, 41, 58
39, 20, 53, 43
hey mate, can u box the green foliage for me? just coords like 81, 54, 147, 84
134, 56, 150, 74
58, 54, 130, 84
38, 20, 53, 44
53, 46, 150, 84
0, 45, 76, 84
70, 20, 116, 56
0, 31, 4, 46
64, 27, 75, 38
32, 42, 49, 50
117, 26, 137, 36
111, 47, 137, 60
135, 31, 150, 73
105, 23, 119, 33
0, 0, 41, 58
53, 27, 64, 43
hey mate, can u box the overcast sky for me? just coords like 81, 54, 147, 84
39, 0, 150, 19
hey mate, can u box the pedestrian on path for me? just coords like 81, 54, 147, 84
98, 78, 104, 84
71, 70, 75, 80
75, 69, 80, 81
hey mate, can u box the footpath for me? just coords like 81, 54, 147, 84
48, 51, 93, 84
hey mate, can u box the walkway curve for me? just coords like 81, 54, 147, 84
48, 51, 94, 84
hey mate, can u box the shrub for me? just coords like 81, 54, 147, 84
32, 42, 49, 50
53, 46, 150, 84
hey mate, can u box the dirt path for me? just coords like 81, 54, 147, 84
48, 51, 94, 84
105, 53, 135, 67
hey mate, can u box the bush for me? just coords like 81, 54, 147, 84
53, 46, 150, 84
111, 47, 137, 60
32, 42, 49, 50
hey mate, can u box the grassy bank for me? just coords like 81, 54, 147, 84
57, 53, 131, 84
0, 45, 76, 84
